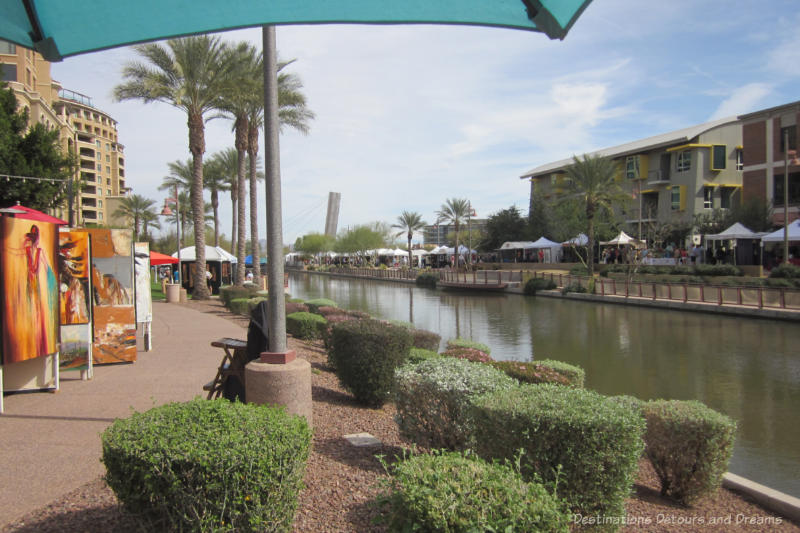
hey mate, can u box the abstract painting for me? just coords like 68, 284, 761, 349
0, 217, 59, 365
58, 231, 91, 325
75, 228, 136, 364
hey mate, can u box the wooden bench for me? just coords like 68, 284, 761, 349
204, 337, 249, 400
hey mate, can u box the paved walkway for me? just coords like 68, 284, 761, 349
0, 301, 245, 527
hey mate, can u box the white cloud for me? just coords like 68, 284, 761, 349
709, 83, 773, 120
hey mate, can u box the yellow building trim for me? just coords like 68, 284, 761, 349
640, 189, 658, 194
718, 184, 743, 188
666, 143, 713, 152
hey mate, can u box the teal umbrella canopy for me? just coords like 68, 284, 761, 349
2, 0, 592, 61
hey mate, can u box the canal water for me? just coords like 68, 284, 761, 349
288, 271, 800, 497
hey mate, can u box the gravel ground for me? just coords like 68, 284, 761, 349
3, 298, 798, 532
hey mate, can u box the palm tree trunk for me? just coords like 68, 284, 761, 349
211, 190, 220, 247
248, 128, 261, 279
454, 223, 460, 269
587, 217, 595, 277
408, 232, 413, 268
235, 116, 249, 286
188, 111, 210, 299
230, 189, 237, 255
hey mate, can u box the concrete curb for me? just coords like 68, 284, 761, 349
723, 473, 800, 523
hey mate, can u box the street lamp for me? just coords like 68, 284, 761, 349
161, 185, 181, 285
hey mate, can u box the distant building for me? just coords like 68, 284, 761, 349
739, 100, 799, 225
423, 219, 487, 246
1, 39, 128, 225
520, 118, 744, 239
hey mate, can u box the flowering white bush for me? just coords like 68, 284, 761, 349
394, 358, 516, 450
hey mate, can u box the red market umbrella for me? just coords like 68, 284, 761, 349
150, 251, 179, 265
1, 203, 68, 224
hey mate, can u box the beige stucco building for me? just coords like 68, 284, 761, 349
1, 39, 128, 225
520, 118, 744, 239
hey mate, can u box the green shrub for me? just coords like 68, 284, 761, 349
407, 347, 441, 364
285, 301, 309, 315
255, 290, 269, 298
561, 282, 587, 294
769, 263, 800, 279
446, 337, 491, 355
411, 328, 441, 351
470, 384, 645, 521
608, 394, 645, 417
321, 314, 360, 356
569, 265, 589, 275
387, 319, 414, 330
535, 359, 585, 388
378, 450, 569, 533
765, 277, 800, 288
286, 311, 327, 340
304, 298, 337, 314
692, 263, 742, 277
394, 358, 516, 450
287, 297, 304, 303
415, 272, 438, 288
102, 399, 311, 533
489, 360, 570, 387
315, 305, 344, 317
229, 297, 251, 316
329, 319, 412, 407
247, 296, 267, 313
442, 345, 493, 363
220, 285, 259, 307
524, 277, 558, 295
642, 400, 736, 506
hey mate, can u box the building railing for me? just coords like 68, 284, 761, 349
530, 272, 800, 311
324, 266, 420, 281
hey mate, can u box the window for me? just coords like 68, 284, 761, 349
106, 178, 111, 185
106, 155, 110, 162
0, 40, 17, 54
780, 125, 797, 153
773, 172, 800, 206
96, 140, 101, 147
0, 63, 16, 82
106, 166, 111, 174
711, 145, 726, 171
626, 156, 640, 179
720, 187, 734, 209
98, 212, 103, 221
736, 149, 744, 170
107, 189, 112, 196
671, 186, 686, 211
703, 187, 714, 209
97, 163, 102, 171
98, 200, 103, 208
676, 151, 691, 172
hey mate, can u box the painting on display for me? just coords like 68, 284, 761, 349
0, 217, 59, 365
59, 325, 91, 371
78, 228, 136, 364
134, 242, 152, 324
58, 231, 91, 325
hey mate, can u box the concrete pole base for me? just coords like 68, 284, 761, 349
245, 357, 312, 428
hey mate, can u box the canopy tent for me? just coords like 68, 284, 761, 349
562, 233, 588, 246
705, 222, 766, 241
173, 245, 238, 263
530, 236, 560, 248
499, 241, 536, 250
0, 0, 592, 354
244, 254, 267, 266
150, 250, 179, 265
760, 220, 800, 242
601, 231, 645, 247
1, 203, 68, 224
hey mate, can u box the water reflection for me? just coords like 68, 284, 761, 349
288, 272, 800, 497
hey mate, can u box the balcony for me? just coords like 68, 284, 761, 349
647, 169, 671, 185
82, 186, 97, 195
82, 209, 97, 220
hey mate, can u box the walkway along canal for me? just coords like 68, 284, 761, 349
289, 270, 800, 499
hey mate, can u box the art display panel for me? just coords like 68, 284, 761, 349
76, 229, 136, 364
0, 217, 59, 365
134, 242, 152, 323
58, 231, 91, 325
59, 324, 91, 371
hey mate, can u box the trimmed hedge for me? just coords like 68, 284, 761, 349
470, 384, 645, 521
329, 319, 412, 407
410, 328, 440, 351
285, 301, 309, 315
489, 360, 570, 387
394, 358, 516, 450
415, 272, 438, 288
535, 359, 585, 388
247, 296, 268, 313
561, 282, 587, 294
286, 311, 327, 340
304, 298, 337, 314
446, 338, 491, 355
442, 345, 493, 363
219, 285, 260, 307
524, 277, 557, 295
102, 399, 311, 533
379, 450, 569, 533
229, 297, 251, 316
643, 400, 736, 506
321, 314, 360, 357
769, 263, 800, 279
407, 347, 440, 364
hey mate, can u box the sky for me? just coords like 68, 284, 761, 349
49, 0, 800, 247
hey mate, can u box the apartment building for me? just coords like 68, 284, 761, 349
0, 39, 127, 225
520, 118, 744, 237
423, 219, 487, 246
739, 100, 799, 225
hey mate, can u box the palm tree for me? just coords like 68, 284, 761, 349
203, 153, 230, 247
140, 209, 161, 241
113, 194, 158, 240
114, 35, 235, 300
562, 154, 627, 276
213, 147, 240, 255
244, 57, 315, 280
392, 211, 426, 268
159, 159, 193, 195
436, 198, 470, 267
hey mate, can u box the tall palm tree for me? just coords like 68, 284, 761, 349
213, 147, 240, 255
114, 35, 235, 300
436, 198, 470, 267
140, 209, 161, 241
562, 154, 627, 276
392, 211, 426, 267
113, 194, 157, 240
159, 159, 192, 194
203, 153, 230, 247
244, 57, 315, 280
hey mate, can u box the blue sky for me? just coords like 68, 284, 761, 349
50, 0, 800, 245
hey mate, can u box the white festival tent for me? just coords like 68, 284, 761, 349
705, 223, 766, 241
530, 237, 562, 262
601, 231, 645, 247
760, 220, 800, 242
173, 245, 238, 263
499, 241, 536, 250
562, 233, 589, 246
